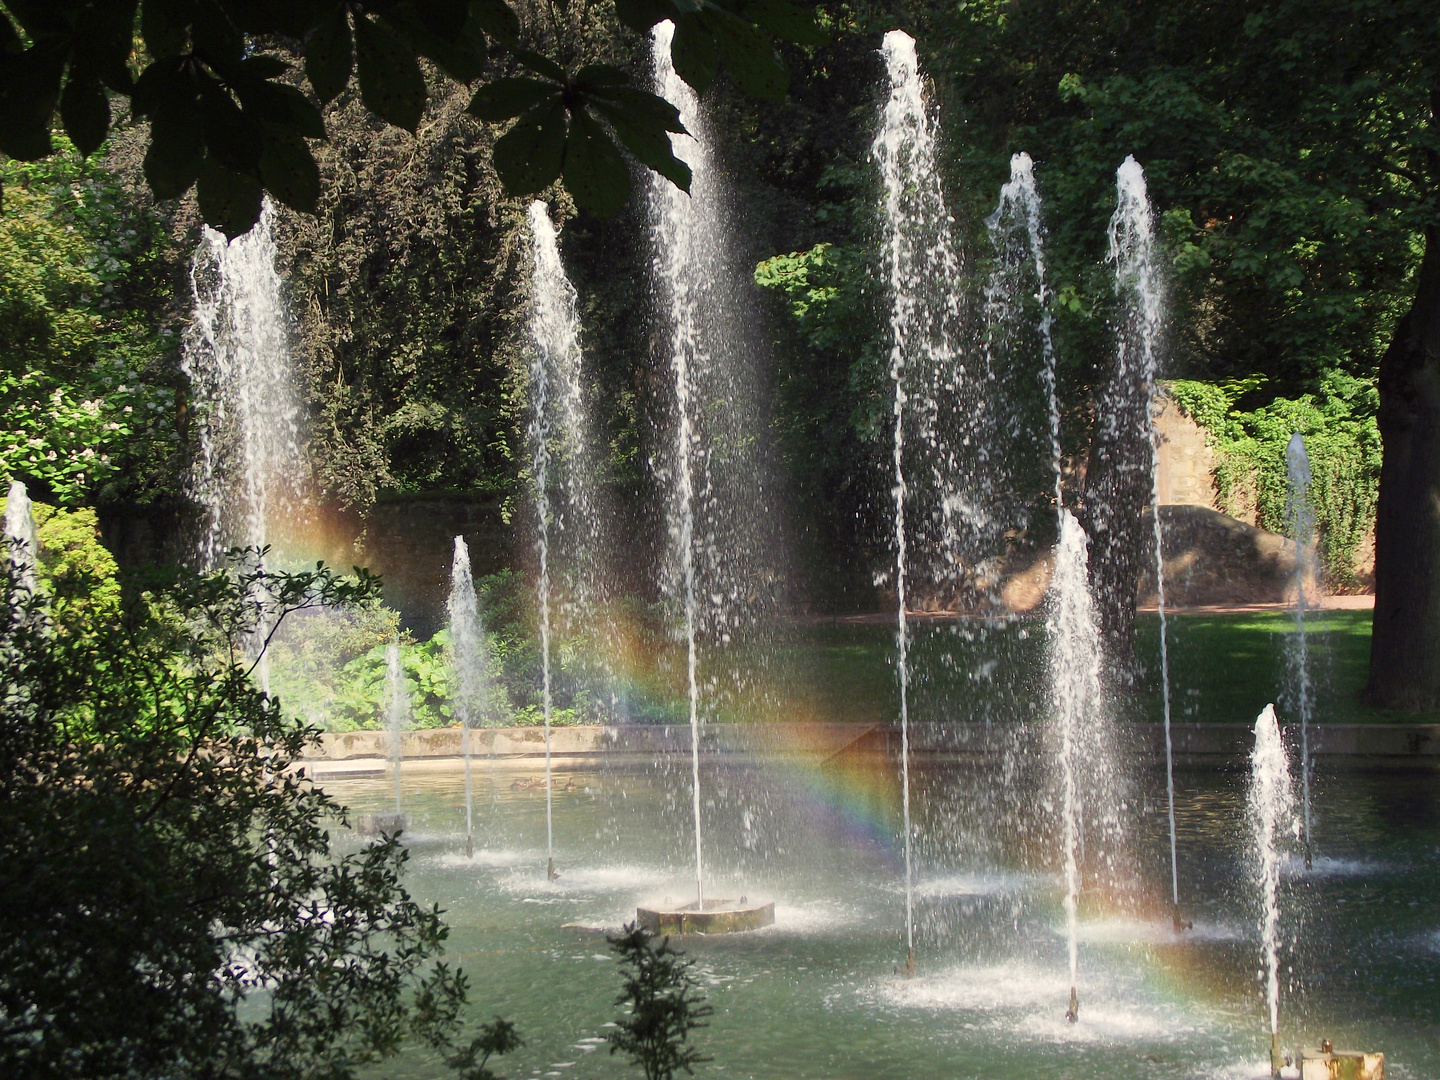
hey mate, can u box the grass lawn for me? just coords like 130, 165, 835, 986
765, 610, 1437, 727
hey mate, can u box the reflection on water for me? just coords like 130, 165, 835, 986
331, 760, 1439, 1080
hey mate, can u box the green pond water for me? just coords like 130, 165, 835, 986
329, 756, 1439, 1080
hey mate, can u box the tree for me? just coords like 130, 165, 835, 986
0, 542, 478, 1078
927, 0, 1438, 698
0, 1, 824, 236
606, 922, 714, 1080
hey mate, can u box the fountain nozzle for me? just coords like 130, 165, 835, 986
1269, 1030, 1290, 1078
902, 947, 915, 979
1304, 843, 1313, 872
1171, 906, 1193, 933
465, 833, 473, 859
1066, 986, 1079, 1024
547, 857, 558, 882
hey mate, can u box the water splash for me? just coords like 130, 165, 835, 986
1107, 156, 1180, 913
449, 536, 488, 857
1285, 433, 1317, 865
386, 642, 409, 815
1047, 510, 1107, 1017
4, 480, 37, 595
875, 28, 966, 971
1247, 703, 1297, 1071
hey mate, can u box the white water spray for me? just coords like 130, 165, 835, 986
1248, 703, 1297, 1073
652, 21, 709, 907
183, 200, 308, 696
385, 642, 408, 815
449, 536, 486, 857
4, 480, 38, 596
874, 28, 968, 973
1108, 157, 1180, 914
1047, 510, 1107, 1016
1285, 434, 1318, 867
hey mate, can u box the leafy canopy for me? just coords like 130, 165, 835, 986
0, 0, 824, 234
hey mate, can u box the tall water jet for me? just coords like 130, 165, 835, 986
1285, 433, 1318, 867
874, 28, 971, 975
4, 480, 38, 595
1104, 156, 1182, 922
386, 642, 408, 817
183, 200, 307, 568
449, 536, 487, 858
986, 152, 1061, 505
183, 200, 308, 696
526, 201, 588, 882
1047, 511, 1107, 1021
650, 20, 781, 916
1248, 703, 1298, 1077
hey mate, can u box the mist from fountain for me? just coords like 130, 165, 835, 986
1107, 156, 1181, 915
4, 480, 37, 596
386, 642, 408, 816
1284, 433, 1318, 866
1247, 703, 1297, 1074
448, 536, 489, 858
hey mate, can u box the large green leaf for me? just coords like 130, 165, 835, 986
72, 0, 138, 93
491, 97, 567, 196
233, 77, 327, 140
614, 0, 677, 33
259, 128, 321, 215
59, 76, 110, 158
382, 3, 488, 84
563, 108, 631, 217
586, 95, 691, 192
583, 84, 687, 134
140, 0, 192, 60
200, 81, 262, 172
707, 7, 787, 100
512, 49, 566, 83
196, 158, 265, 239
0, 45, 64, 160
469, 0, 521, 48
670, 15, 719, 95
305, 3, 353, 104
467, 77, 559, 122
353, 13, 427, 131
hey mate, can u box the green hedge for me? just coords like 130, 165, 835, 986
1166, 372, 1380, 588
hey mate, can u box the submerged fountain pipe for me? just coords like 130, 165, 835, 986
1108, 156, 1183, 922
449, 536, 485, 858
1248, 703, 1297, 1077
1285, 432, 1317, 867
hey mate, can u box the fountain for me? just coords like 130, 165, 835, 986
183, 199, 309, 696
183, 198, 308, 569
357, 642, 410, 835
4, 480, 38, 595
641, 20, 775, 934
873, 27, 973, 975
1046, 510, 1110, 1022
1105, 155, 1185, 927
448, 535, 489, 858
1248, 703, 1298, 1077
1285, 432, 1318, 867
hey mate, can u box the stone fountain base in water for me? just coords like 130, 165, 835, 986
355, 811, 407, 835
637, 898, 775, 935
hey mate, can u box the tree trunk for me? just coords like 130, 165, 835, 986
1365, 223, 1440, 712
